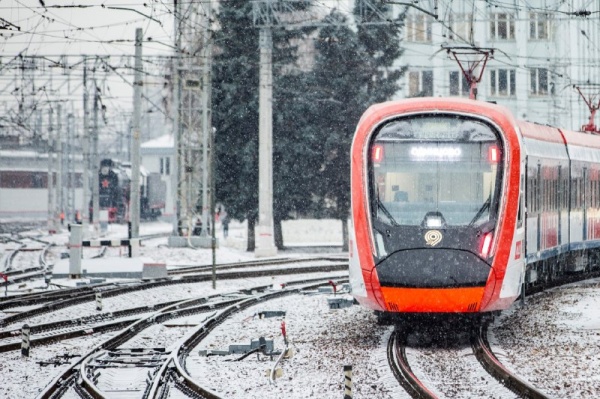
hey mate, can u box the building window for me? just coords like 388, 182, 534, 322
530, 12, 551, 39
406, 14, 432, 42
408, 70, 433, 97
448, 13, 473, 42
449, 71, 470, 96
160, 157, 171, 175
530, 68, 549, 95
489, 69, 516, 97
490, 13, 515, 40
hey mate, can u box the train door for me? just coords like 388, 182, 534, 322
501, 167, 526, 299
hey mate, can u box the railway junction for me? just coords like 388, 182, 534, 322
0, 220, 598, 398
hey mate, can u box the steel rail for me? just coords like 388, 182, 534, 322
147, 278, 348, 398
37, 275, 344, 399
2, 243, 25, 272
471, 321, 551, 399
0, 262, 347, 328
37, 297, 248, 399
387, 327, 439, 399
168, 255, 347, 275
0, 257, 347, 309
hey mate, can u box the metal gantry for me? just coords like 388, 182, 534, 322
171, 0, 214, 246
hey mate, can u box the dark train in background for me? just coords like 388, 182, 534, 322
94, 158, 166, 223
349, 97, 600, 320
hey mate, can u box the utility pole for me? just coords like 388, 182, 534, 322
171, 0, 183, 238
66, 112, 75, 222
255, 26, 277, 257
56, 104, 63, 226
92, 79, 100, 234
81, 60, 90, 236
169, 1, 210, 247
47, 108, 56, 233
201, 3, 213, 238
130, 28, 143, 238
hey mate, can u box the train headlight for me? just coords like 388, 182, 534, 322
425, 215, 443, 228
422, 211, 446, 229
480, 232, 494, 258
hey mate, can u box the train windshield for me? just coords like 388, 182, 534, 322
369, 115, 503, 227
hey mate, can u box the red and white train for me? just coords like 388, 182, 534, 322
349, 97, 600, 319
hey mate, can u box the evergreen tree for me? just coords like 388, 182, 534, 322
213, 1, 311, 250
309, 11, 371, 250
212, 0, 259, 250
272, 59, 322, 247
309, 6, 406, 249
354, 0, 407, 103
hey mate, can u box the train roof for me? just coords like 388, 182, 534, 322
361, 97, 515, 123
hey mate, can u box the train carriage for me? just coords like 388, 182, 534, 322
349, 97, 600, 318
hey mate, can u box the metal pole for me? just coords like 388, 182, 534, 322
56, 104, 64, 226
81, 59, 90, 237
255, 27, 277, 257
67, 113, 74, 222
131, 28, 143, 239
92, 80, 100, 234
211, 127, 217, 289
47, 108, 56, 233
201, 3, 213, 237
172, 0, 182, 237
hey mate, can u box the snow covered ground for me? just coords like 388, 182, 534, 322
1, 219, 599, 398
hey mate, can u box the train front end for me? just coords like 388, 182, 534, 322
350, 98, 523, 316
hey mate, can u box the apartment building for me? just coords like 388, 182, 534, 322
398, 0, 600, 131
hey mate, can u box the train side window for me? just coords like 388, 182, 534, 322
527, 171, 536, 214
517, 175, 525, 228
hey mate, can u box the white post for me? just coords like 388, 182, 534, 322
21, 324, 30, 358
92, 83, 100, 234
69, 224, 82, 278
255, 27, 277, 257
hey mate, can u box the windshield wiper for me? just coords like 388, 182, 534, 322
376, 194, 400, 226
468, 196, 491, 226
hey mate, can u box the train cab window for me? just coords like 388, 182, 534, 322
369, 115, 503, 228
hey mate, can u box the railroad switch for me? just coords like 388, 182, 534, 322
258, 310, 286, 319
37, 353, 79, 367
303, 283, 350, 296
88, 348, 170, 369
327, 297, 355, 310
198, 336, 282, 360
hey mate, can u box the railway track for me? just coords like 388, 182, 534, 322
0, 257, 348, 357
0, 258, 347, 330
471, 321, 549, 399
37, 276, 346, 399
387, 322, 552, 399
0, 238, 54, 290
